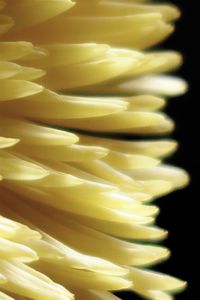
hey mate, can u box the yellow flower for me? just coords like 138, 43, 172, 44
0, 1, 189, 300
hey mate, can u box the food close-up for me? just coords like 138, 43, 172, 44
0, 1, 190, 300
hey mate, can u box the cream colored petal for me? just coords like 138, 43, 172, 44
126, 95, 166, 111
128, 267, 187, 293
0, 80, 43, 101
72, 215, 168, 241
80, 136, 177, 158
39, 57, 139, 90
77, 159, 142, 190
28, 172, 83, 188
127, 165, 189, 190
0, 137, 19, 149
0, 62, 22, 79
0, 151, 49, 181
60, 111, 167, 132
0, 89, 127, 119
0, 118, 79, 146
0, 42, 34, 61
0, 260, 73, 300
111, 75, 188, 96
0, 237, 38, 262
28, 43, 110, 68
0, 291, 15, 300
14, 143, 108, 161
70, 1, 180, 22
10, 66, 46, 81
0, 215, 41, 240
6, 200, 168, 267
104, 151, 160, 169
10, 12, 173, 49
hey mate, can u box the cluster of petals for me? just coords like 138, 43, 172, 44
0, 1, 189, 300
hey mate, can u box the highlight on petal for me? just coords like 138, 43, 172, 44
96, 75, 188, 96
0, 137, 19, 149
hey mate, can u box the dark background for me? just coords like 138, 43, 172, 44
119, 1, 196, 299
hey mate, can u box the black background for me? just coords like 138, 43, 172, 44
119, 1, 197, 299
